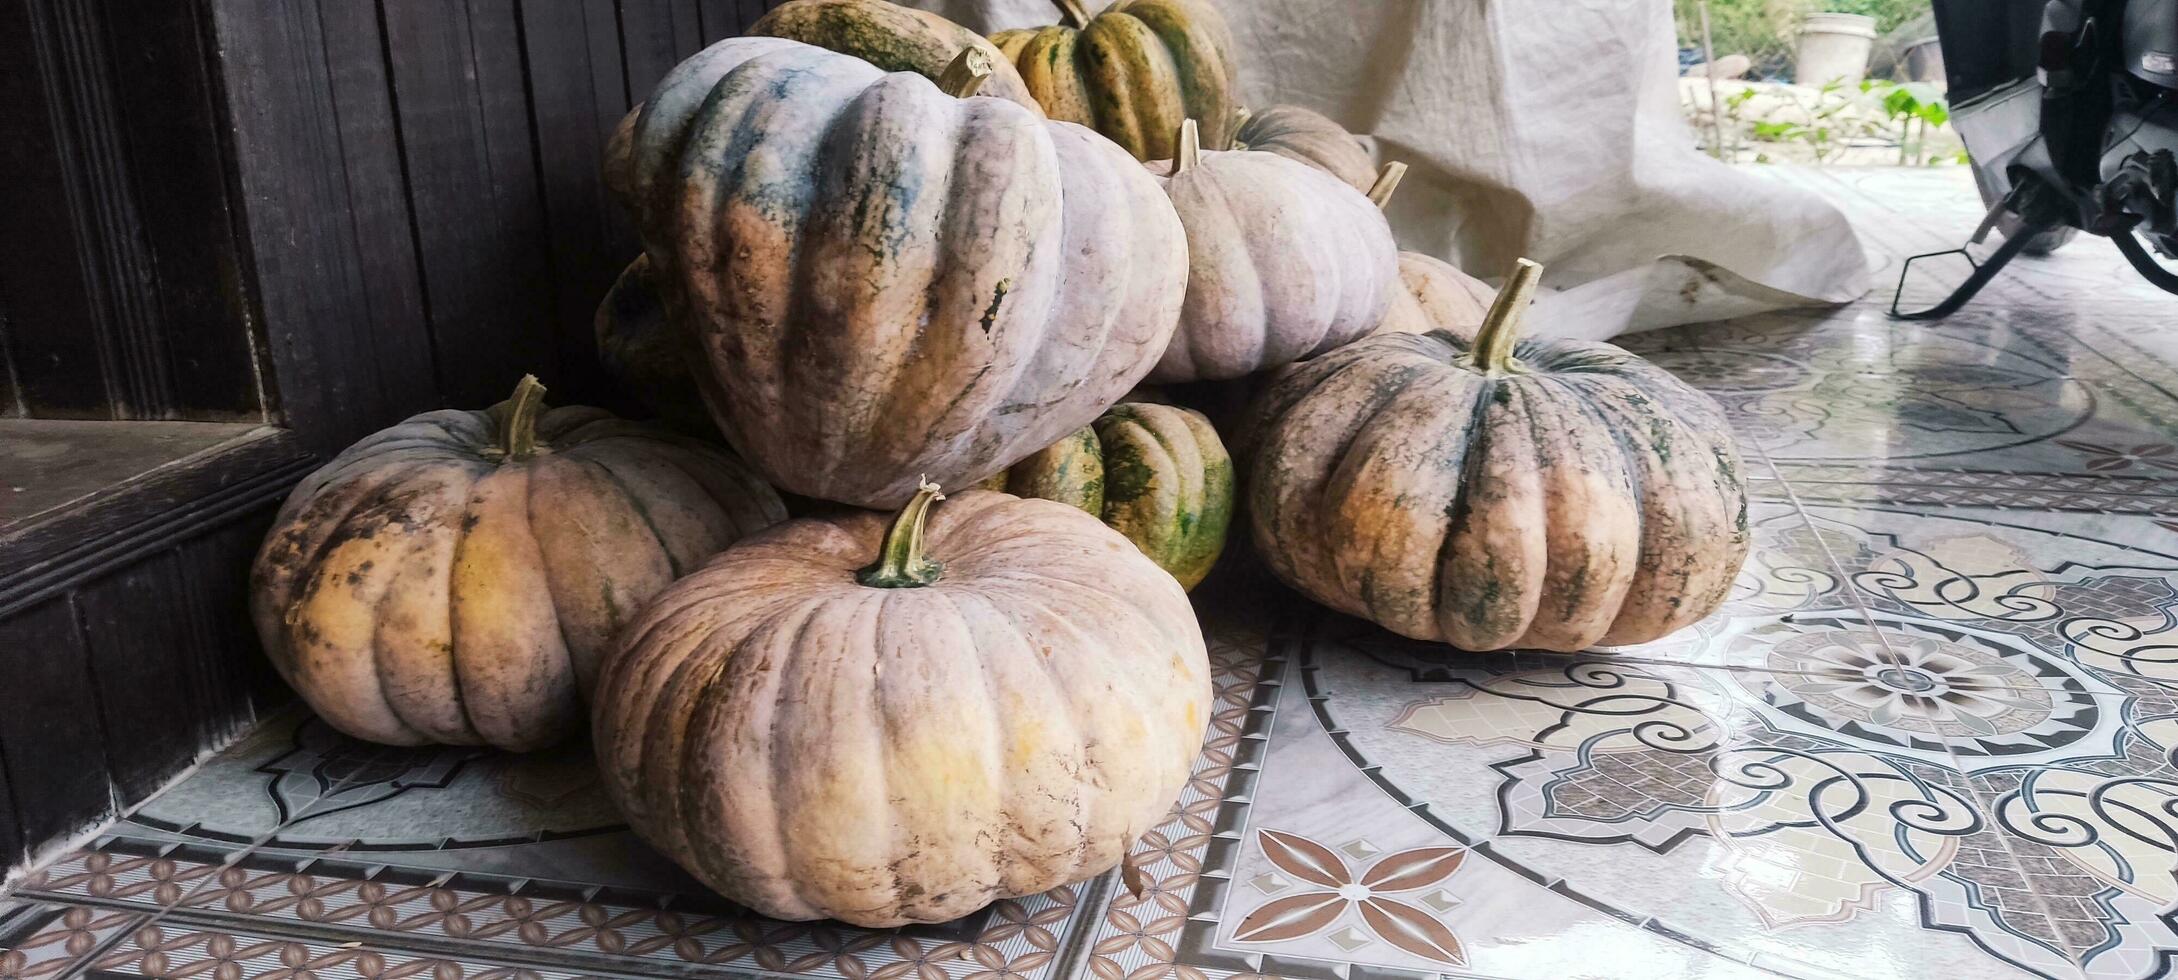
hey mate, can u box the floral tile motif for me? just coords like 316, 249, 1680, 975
75, 918, 599, 980
1311, 633, 2065, 978
1231, 831, 1467, 966
0, 900, 146, 980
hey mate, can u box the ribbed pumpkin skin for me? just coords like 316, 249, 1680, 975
1374, 252, 1497, 343
990, 0, 1239, 160
595, 255, 714, 435
992, 402, 1233, 590
1148, 148, 1398, 383
1242, 330, 1750, 652
593, 491, 1210, 926
1232, 105, 1375, 192
748, 0, 1039, 110
619, 38, 1187, 508
250, 398, 788, 751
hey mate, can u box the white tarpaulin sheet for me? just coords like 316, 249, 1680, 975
913, 0, 1871, 339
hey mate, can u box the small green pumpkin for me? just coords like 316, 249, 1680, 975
990, 0, 1240, 160
982, 401, 1231, 590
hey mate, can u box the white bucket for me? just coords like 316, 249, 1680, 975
1796, 12, 1879, 88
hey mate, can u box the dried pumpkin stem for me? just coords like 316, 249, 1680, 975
499, 374, 548, 460
937, 47, 994, 99
1471, 259, 1544, 375
1054, 0, 1091, 29
1368, 161, 1407, 210
858, 480, 946, 588
1174, 118, 1201, 174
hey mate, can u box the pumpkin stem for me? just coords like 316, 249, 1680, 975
1368, 161, 1407, 210
497, 374, 549, 460
937, 46, 993, 98
1470, 259, 1544, 374
857, 478, 946, 588
1174, 118, 1201, 174
1054, 0, 1090, 29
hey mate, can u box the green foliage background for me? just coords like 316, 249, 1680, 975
1674, 0, 1933, 79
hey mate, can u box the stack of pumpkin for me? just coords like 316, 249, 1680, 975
249, 0, 1749, 929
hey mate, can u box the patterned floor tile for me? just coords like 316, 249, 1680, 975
1620, 306, 2178, 513
1293, 610, 2077, 979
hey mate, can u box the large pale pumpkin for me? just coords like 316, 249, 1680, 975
593, 484, 1210, 926
617, 38, 1187, 507
982, 401, 1232, 589
748, 0, 1040, 110
1148, 120, 1398, 383
1374, 251, 1498, 343
1243, 261, 1750, 652
1232, 104, 1376, 192
990, 0, 1239, 160
251, 377, 787, 750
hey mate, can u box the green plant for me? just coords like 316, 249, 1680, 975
1863, 79, 1950, 165
1745, 79, 1889, 165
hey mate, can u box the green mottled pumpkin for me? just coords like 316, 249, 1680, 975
748, 0, 1040, 110
1241, 260, 1750, 652
990, 0, 1239, 161
982, 401, 1231, 590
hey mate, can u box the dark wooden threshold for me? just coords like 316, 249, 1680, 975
0, 421, 319, 616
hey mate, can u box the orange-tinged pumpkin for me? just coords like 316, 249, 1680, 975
593, 484, 1210, 926
1374, 251, 1498, 343
1242, 261, 1750, 652
250, 377, 786, 751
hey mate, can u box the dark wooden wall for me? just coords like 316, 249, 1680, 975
0, 0, 782, 871
0, 0, 265, 421
214, 0, 782, 453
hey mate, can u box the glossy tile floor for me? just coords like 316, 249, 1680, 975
7, 166, 2177, 980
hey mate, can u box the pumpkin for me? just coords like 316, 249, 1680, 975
1241, 261, 1750, 652
1147, 119, 1398, 383
1231, 104, 1376, 192
980, 401, 1232, 589
595, 255, 714, 435
250, 377, 788, 751
616, 39, 1187, 508
593, 483, 1210, 926
990, 0, 1240, 160
1374, 251, 1498, 343
748, 0, 1041, 111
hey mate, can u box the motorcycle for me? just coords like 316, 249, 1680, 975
1896, 0, 2178, 318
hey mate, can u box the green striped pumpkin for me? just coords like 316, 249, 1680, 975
983, 401, 1232, 590
990, 0, 1239, 161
